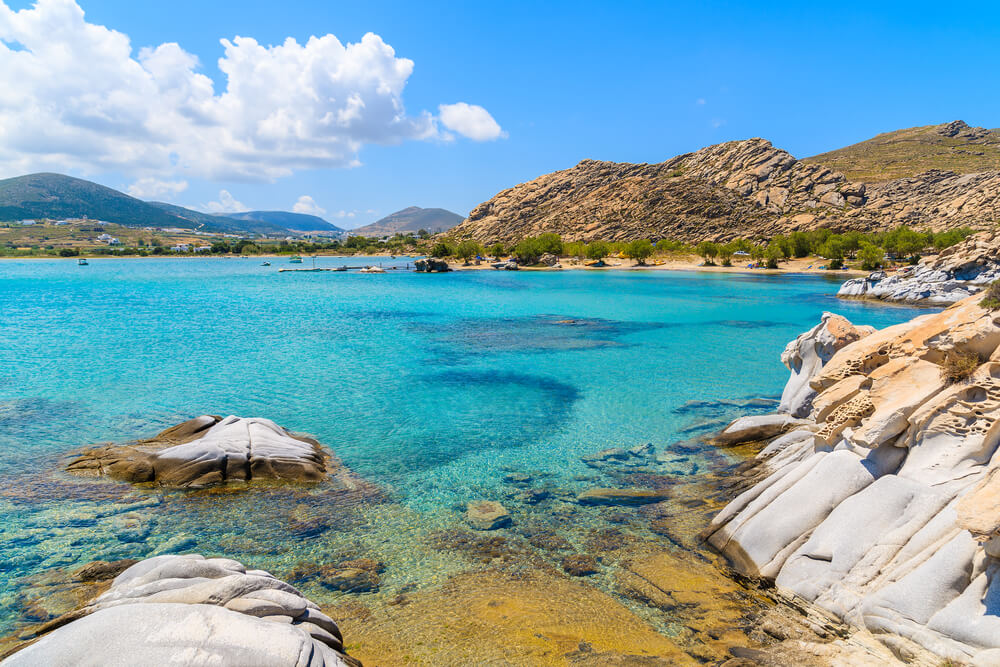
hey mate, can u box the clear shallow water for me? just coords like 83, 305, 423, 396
0, 257, 926, 647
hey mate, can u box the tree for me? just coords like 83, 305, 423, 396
858, 243, 884, 271
58, 248, 79, 257
487, 242, 506, 258
417, 229, 430, 239
536, 233, 563, 256
817, 237, 844, 261
430, 241, 454, 258
764, 244, 783, 269
696, 241, 719, 265
456, 239, 482, 264
770, 234, 793, 259
717, 242, 735, 267
586, 241, 610, 261
623, 239, 654, 265
789, 232, 811, 258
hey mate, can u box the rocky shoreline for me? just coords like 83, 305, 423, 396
838, 230, 1000, 306
705, 294, 1000, 664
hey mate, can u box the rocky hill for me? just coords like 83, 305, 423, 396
803, 120, 1000, 182
350, 206, 463, 237
451, 121, 1000, 244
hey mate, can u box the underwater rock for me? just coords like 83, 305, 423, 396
320, 567, 380, 594
580, 448, 629, 468
2, 554, 359, 666
66, 415, 365, 490
628, 442, 655, 458
502, 472, 533, 485
465, 500, 512, 530
561, 554, 599, 576
706, 295, 1000, 664
576, 487, 670, 506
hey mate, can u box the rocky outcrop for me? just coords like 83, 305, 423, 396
839, 230, 1000, 305
66, 415, 360, 489
451, 121, 1000, 244
777, 313, 876, 416
705, 295, 1000, 663
413, 258, 450, 272
2, 554, 358, 666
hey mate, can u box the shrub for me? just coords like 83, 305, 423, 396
828, 258, 844, 270
940, 350, 981, 384
696, 241, 719, 265
764, 244, 782, 269
717, 243, 735, 267
487, 243, 506, 258
430, 241, 454, 258
456, 239, 483, 263
980, 279, 1000, 310
58, 248, 79, 257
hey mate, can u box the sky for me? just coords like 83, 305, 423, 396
1, 0, 998, 228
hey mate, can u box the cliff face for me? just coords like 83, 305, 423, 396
839, 230, 1000, 305
452, 121, 1000, 244
705, 296, 1000, 663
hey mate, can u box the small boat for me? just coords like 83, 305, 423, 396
78, 258, 89, 266
359, 266, 385, 273
289, 256, 303, 263
261, 261, 271, 266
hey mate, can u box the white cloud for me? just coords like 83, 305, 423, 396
330, 210, 356, 219
292, 195, 326, 216
127, 177, 188, 199
0, 0, 499, 181
438, 103, 505, 141
203, 189, 247, 213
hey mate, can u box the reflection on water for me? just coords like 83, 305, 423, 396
0, 258, 926, 661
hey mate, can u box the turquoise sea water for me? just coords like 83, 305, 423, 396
0, 257, 926, 640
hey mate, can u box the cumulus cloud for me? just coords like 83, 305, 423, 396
438, 103, 506, 141
0, 0, 502, 181
330, 210, 356, 219
203, 190, 247, 213
292, 195, 326, 216
127, 177, 188, 199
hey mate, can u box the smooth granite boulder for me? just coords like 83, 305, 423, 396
705, 295, 1000, 663
714, 414, 806, 446
465, 500, 512, 530
1, 554, 358, 667
66, 415, 352, 489
777, 312, 875, 417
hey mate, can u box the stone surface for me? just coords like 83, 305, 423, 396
1, 554, 357, 666
465, 500, 512, 530
705, 295, 1000, 664
413, 258, 450, 272
715, 414, 806, 446
65, 415, 365, 490
576, 487, 671, 506
838, 230, 1000, 305
778, 313, 875, 417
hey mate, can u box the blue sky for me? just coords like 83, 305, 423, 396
1, 0, 998, 227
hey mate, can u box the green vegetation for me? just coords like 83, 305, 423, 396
802, 121, 1000, 182
696, 241, 719, 265
586, 241, 610, 261
940, 350, 981, 384
513, 233, 563, 264
623, 239, 654, 265
980, 280, 1000, 310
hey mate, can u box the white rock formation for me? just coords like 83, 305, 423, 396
838, 231, 1000, 305
706, 295, 1000, 663
67, 415, 333, 488
2, 554, 357, 666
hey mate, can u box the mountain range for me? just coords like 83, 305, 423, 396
0, 173, 345, 237
349, 206, 463, 237
451, 120, 1000, 244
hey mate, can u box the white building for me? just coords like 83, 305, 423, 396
170, 244, 190, 252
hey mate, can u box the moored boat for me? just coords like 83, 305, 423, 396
77, 258, 88, 266
289, 255, 303, 263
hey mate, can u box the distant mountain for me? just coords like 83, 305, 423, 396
802, 120, 1000, 182
145, 202, 285, 235
0, 173, 192, 228
222, 211, 343, 234
350, 206, 463, 237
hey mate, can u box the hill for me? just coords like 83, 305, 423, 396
802, 120, 1000, 182
145, 202, 281, 235
222, 210, 343, 234
451, 126, 1000, 244
0, 173, 192, 229
350, 206, 463, 237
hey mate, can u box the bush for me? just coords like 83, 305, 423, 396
487, 243, 506, 258
513, 234, 563, 264
940, 350, 981, 383
696, 241, 719, 265
456, 239, 483, 263
430, 241, 454, 258
764, 244, 782, 269
828, 258, 844, 270
58, 248, 79, 257
980, 279, 1000, 310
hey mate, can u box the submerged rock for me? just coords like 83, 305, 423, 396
705, 295, 1000, 664
2, 554, 359, 666
576, 487, 670, 506
561, 554, 599, 576
714, 414, 806, 446
465, 500, 512, 530
66, 415, 361, 490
